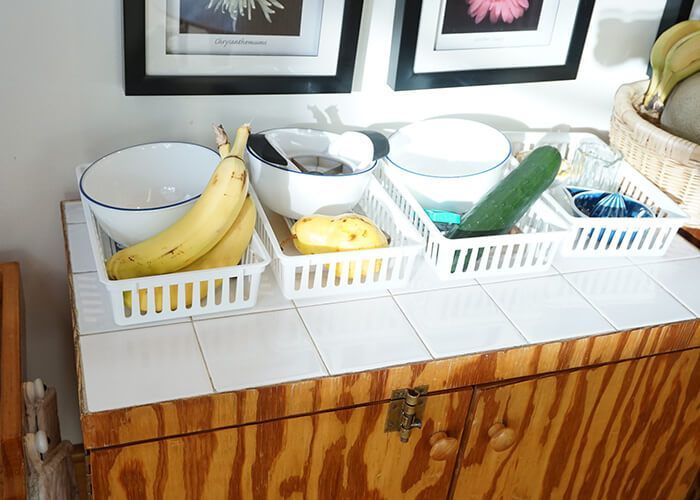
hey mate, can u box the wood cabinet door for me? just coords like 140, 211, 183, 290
90, 388, 471, 500
452, 348, 700, 500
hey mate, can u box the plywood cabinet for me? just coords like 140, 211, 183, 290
79, 321, 700, 499
452, 348, 700, 500
90, 388, 472, 500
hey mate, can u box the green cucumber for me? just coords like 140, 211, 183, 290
446, 146, 562, 240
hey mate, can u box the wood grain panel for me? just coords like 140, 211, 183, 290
452, 348, 700, 500
0, 262, 26, 500
90, 389, 471, 500
79, 319, 700, 450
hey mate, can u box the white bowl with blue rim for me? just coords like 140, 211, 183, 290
80, 142, 219, 247
385, 118, 512, 213
246, 128, 383, 219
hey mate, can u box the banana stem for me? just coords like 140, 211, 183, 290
214, 124, 231, 158
231, 123, 251, 158
214, 123, 250, 159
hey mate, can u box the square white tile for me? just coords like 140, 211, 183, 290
565, 266, 694, 330
293, 287, 389, 308
476, 267, 558, 285
67, 224, 96, 273
298, 297, 430, 375
390, 259, 476, 295
553, 254, 633, 274
71, 273, 185, 335
80, 322, 212, 412
394, 287, 526, 358
484, 275, 614, 343
63, 201, 85, 224
194, 309, 327, 392
640, 259, 700, 316
195, 270, 294, 320
628, 234, 700, 264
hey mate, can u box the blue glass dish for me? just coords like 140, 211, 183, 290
571, 190, 654, 248
572, 191, 654, 219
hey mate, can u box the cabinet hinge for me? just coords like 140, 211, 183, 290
384, 385, 428, 442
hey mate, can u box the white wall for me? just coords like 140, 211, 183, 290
0, 0, 674, 443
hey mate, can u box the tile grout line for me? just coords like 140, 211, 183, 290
634, 264, 699, 318
559, 272, 619, 331
293, 291, 390, 309
389, 294, 436, 360
477, 282, 531, 345
551, 257, 636, 275
190, 317, 217, 394
292, 306, 332, 376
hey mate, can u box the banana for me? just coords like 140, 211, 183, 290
291, 214, 389, 279
107, 124, 250, 280
126, 195, 257, 313
644, 20, 700, 108
655, 30, 700, 106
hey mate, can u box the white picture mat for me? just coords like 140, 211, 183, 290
146, 0, 345, 76
414, 0, 579, 74
434, 0, 559, 50
165, 0, 323, 56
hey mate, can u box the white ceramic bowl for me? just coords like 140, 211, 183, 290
80, 142, 219, 246
246, 128, 376, 219
386, 118, 511, 213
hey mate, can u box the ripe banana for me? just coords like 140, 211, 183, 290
126, 195, 257, 313
291, 214, 389, 279
644, 20, 700, 108
107, 124, 250, 280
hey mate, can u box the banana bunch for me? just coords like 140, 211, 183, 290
107, 124, 258, 313
642, 20, 700, 113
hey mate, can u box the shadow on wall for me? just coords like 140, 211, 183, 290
594, 14, 660, 66
285, 106, 607, 141
288, 106, 532, 136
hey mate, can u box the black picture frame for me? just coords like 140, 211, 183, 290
656, 0, 695, 38
388, 0, 596, 91
123, 0, 364, 95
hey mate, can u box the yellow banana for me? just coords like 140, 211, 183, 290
107, 124, 250, 280
655, 30, 700, 107
644, 20, 700, 108
126, 195, 257, 313
291, 214, 389, 279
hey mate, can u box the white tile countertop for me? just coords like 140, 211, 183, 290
63, 202, 700, 414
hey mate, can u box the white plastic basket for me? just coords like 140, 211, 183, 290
78, 168, 271, 325
376, 164, 568, 281
506, 131, 690, 257
254, 177, 423, 299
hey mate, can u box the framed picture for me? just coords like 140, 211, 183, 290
655, 0, 696, 39
389, 0, 596, 91
123, 0, 364, 95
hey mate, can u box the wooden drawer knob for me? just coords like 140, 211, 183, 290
429, 431, 459, 461
488, 423, 516, 452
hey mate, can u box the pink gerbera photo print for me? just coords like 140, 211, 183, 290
441, 0, 545, 35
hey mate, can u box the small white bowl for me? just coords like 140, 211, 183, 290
80, 142, 219, 246
246, 128, 376, 219
386, 118, 511, 213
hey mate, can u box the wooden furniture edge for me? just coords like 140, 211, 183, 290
79, 318, 700, 450
60, 203, 90, 432
680, 227, 700, 248
0, 262, 27, 499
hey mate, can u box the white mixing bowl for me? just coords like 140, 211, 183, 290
246, 128, 376, 219
386, 118, 512, 213
80, 142, 219, 246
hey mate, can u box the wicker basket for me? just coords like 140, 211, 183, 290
610, 80, 700, 227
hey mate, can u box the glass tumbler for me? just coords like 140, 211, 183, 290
569, 142, 623, 192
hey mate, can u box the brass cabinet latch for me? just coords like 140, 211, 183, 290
384, 386, 428, 443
